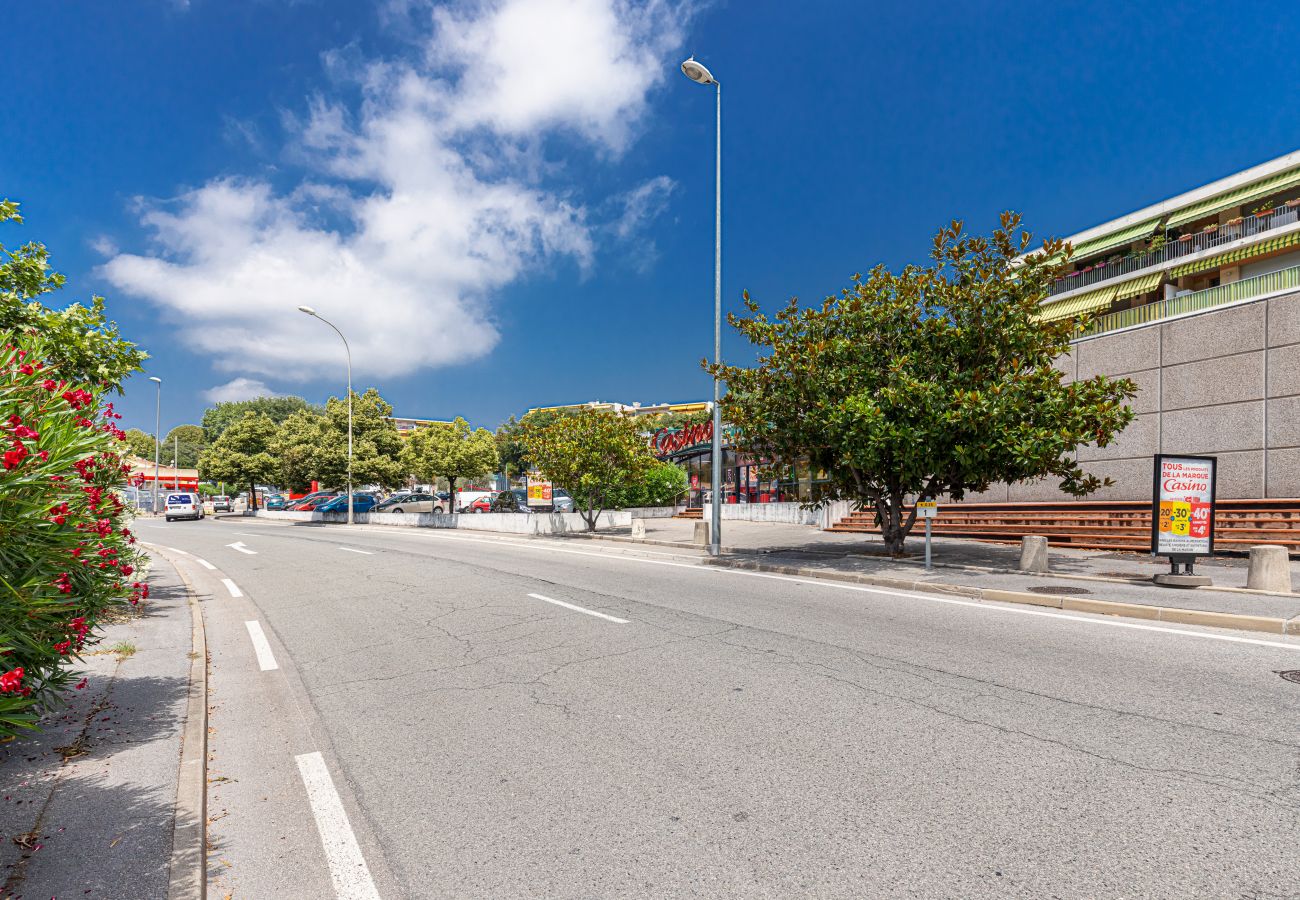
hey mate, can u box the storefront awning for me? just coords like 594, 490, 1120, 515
1169, 230, 1300, 278
1113, 271, 1164, 302
1036, 285, 1118, 322
1166, 167, 1300, 228
1069, 218, 1162, 261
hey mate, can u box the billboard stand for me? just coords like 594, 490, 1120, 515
1150, 454, 1216, 588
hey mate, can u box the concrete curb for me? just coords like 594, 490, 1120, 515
704, 557, 1300, 637
159, 552, 208, 900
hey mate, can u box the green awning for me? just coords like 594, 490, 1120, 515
1114, 271, 1164, 301
1036, 285, 1118, 322
1069, 218, 1162, 261
1166, 167, 1300, 228
1169, 230, 1300, 278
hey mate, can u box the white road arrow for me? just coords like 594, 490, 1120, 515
227, 541, 257, 555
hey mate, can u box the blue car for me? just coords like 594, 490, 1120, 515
263, 495, 287, 510
317, 493, 378, 514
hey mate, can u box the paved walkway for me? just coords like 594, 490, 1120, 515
565, 518, 1300, 622
0, 555, 193, 898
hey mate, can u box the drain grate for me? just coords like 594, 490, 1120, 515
1279, 671, 1300, 685
1034, 585, 1093, 596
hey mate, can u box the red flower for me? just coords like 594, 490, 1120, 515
12, 425, 38, 440
54, 640, 71, 656
75, 678, 88, 691
41, 379, 57, 391
0, 668, 24, 693
17, 364, 33, 375
6, 415, 20, 427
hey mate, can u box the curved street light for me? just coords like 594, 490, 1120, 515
148, 376, 162, 515
298, 306, 354, 526
680, 57, 723, 557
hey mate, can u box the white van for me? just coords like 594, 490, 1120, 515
165, 492, 205, 522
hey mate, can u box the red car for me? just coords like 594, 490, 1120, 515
468, 495, 493, 513
288, 494, 338, 511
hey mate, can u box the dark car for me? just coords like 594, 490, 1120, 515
490, 489, 534, 513
317, 493, 378, 514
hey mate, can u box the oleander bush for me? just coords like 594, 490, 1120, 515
0, 333, 146, 739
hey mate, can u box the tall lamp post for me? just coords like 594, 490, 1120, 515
680, 56, 723, 557
298, 306, 354, 526
149, 376, 162, 514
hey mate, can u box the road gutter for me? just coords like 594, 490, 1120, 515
159, 550, 209, 900
703, 556, 1300, 637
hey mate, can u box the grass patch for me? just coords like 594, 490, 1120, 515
108, 641, 136, 659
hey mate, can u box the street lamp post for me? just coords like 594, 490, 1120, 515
149, 376, 162, 514
298, 306, 354, 526
680, 57, 723, 557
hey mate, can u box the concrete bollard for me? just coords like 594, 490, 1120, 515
1247, 545, 1292, 593
1019, 535, 1050, 573
693, 521, 710, 547
631, 518, 646, 540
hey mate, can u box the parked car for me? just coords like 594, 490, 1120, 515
467, 495, 493, 513
553, 488, 575, 513
375, 493, 444, 514
456, 490, 495, 513
212, 495, 234, 512
317, 493, 378, 514
489, 489, 533, 513
164, 492, 205, 522
287, 491, 339, 511
263, 495, 287, 510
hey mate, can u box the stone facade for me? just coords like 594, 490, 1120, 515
972, 290, 1300, 502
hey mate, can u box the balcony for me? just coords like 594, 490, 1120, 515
1077, 263, 1300, 337
1048, 200, 1300, 298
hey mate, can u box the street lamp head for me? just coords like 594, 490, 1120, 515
680, 57, 716, 86
148, 376, 162, 384
297, 305, 317, 316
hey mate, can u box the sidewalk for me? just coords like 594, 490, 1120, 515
0, 554, 197, 898
559, 518, 1300, 629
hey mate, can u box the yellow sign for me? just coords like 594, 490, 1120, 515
526, 478, 553, 507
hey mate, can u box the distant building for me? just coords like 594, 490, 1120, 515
385, 415, 452, 438
525, 400, 712, 418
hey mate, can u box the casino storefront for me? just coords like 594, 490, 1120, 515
648, 420, 830, 508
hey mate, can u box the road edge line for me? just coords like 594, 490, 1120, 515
704, 557, 1293, 636
156, 549, 209, 900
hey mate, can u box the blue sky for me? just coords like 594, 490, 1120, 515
4, 0, 1299, 436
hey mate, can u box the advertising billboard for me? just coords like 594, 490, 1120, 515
1150, 454, 1216, 557
526, 478, 553, 508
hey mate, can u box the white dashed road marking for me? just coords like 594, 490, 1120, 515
338, 547, 373, 555
527, 592, 630, 624
244, 621, 279, 671
295, 752, 382, 900
193, 557, 217, 570
221, 578, 243, 598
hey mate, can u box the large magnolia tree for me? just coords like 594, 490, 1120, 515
710, 212, 1137, 554
197, 412, 278, 504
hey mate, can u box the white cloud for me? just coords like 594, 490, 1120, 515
203, 377, 280, 403
102, 0, 695, 384
89, 235, 118, 257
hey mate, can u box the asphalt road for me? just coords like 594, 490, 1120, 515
136, 516, 1300, 899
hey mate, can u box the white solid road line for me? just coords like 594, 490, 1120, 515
163, 546, 192, 556
244, 620, 279, 671
527, 592, 630, 624
193, 557, 217, 570
338, 547, 373, 555
227, 541, 257, 555
221, 578, 243, 598
385, 531, 1300, 653
295, 752, 382, 900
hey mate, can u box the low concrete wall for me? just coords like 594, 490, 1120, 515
253, 509, 629, 534
702, 501, 821, 526
625, 506, 678, 519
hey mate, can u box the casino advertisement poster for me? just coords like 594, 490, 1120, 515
1150, 455, 1216, 557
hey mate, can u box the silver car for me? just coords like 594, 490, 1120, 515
375, 492, 444, 514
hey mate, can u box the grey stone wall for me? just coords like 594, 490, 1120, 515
968, 290, 1300, 502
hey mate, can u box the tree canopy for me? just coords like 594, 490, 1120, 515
201, 395, 317, 443
198, 412, 278, 498
163, 424, 206, 468
709, 212, 1137, 554
0, 200, 145, 392
521, 408, 656, 530
267, 389, 404, 490
123, 428, 156, 460
401, 417, 499, 503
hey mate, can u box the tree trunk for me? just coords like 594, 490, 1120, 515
448, 476, 458, 512
249, 481, 257, 512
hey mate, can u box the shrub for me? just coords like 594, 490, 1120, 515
0, 333, 145, 739
619, 461, 688, 509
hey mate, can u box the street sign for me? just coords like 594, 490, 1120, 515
916, 500, 938, 519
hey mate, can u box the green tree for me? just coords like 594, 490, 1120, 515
522, 408, 656, 530
270, 390, 404, 490
163, 424, 206, 468
197, 413, 278, 506
0, 200, 145, 391
401, 417, 499, 505
710, 213, 1136, 554
619, 461, 689, 509
270, 410, 328, 493
201, 395, 317, 443
123, 428, 156, 460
